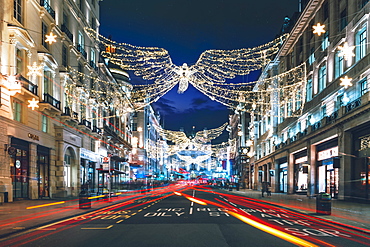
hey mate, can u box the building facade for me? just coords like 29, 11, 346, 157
252, 0, 370, 201
0, 0, 133, 202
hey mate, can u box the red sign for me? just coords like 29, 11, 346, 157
102, 157, 110, 163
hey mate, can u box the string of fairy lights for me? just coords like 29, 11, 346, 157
2, 18, 360, 161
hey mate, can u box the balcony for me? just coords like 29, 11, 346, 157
61, 24, 73, 42
326, 111, 338, 124
17, 75, 38, 96
79, 119, 92, 129
39, 93, 61, 116
61, 106, 79, 122
345, 98, 361, 113
311, 121, 321, 132
92, 126, 102, 134
40, 0, 55, 19
77, 44, 87, 59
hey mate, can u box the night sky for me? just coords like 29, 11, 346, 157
99, 0, 298, 143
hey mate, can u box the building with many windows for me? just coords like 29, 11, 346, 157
0, 0, 133, 202
251, 0, 370, 201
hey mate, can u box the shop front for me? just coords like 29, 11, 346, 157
316, 139, 339, 198
277, 157, 288, 193
80, 148, 99, 194
293, 150, 308, 194
37, 145, 51, 198
10, 137, 30, 199
353, 127, 370, 200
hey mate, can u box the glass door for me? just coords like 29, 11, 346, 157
11, 149, 29, 199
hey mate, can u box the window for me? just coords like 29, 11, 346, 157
337, 94, 345, 108
362, 0, 369, 8
360, 79, 368, 96
90, 49, 96, 67
14, 0, 22, 23
42, 115, 48, 132
16, 48, 25, 75
321, 105, 327, 118
91, 17, 96, 30
308, 47, 315, 65
296, 90, 302, 110
42, 22, 48, 49
356, 26, 367, 62
287, 100, 293, 117
132, 122, 138, 131
335, 51, 344, 78
340, 9, 347, 31
306, 78, 312, 101
13, 100, 22, 122
62, 44, 68, 67
318, 64, 327, 92
321, 31, 329, 51
43, 70, 52, 95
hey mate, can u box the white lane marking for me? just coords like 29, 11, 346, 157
189, 207, 193, 215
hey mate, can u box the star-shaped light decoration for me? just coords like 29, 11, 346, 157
337, 42, 355, 61
45, 32, 57, 45
313, 23, 326, 36
339, 76, 353, 89
27, 62, 43, 77
28, 98, 39, 110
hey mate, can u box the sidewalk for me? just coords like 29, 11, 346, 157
230, 188, 370, 232
0, 194, 137, 239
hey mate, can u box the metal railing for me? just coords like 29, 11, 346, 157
61, 23, 73, 41
40, 0, 55, 19
42, 93, 61, 110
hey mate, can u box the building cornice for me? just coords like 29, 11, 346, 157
280, 0, 324, 57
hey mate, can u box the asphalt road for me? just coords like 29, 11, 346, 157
1, 185, 369, 247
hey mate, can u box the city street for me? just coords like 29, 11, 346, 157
1, 185, 369, 247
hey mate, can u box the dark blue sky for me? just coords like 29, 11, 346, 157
99, 0, 298, 142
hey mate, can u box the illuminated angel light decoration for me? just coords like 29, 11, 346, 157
193, 63, 307, 117
85, 28, 288, 94
28, 98, 39, 110
337, 42, 355, 61
45, 32, 57, 45
339, 75, 353, 89
27, 62, 43, 77
312, 23, 326, 36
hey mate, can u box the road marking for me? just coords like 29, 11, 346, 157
116, 220, 124, 224
81, 225, 113, 230
189, 207, 193, 214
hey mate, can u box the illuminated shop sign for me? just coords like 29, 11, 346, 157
317, 146, 338, 161
295, 156, 308, 164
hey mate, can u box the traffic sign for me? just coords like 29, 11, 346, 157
102, 157, 110, 163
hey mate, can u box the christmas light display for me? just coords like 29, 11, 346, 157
85, 28, 288, 93
337, 42, 355, 61
312, 23, 326, 36
339, 75, 353, 89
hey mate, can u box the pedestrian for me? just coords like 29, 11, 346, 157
267, 182, 271, 196
261, 181, 268, 197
